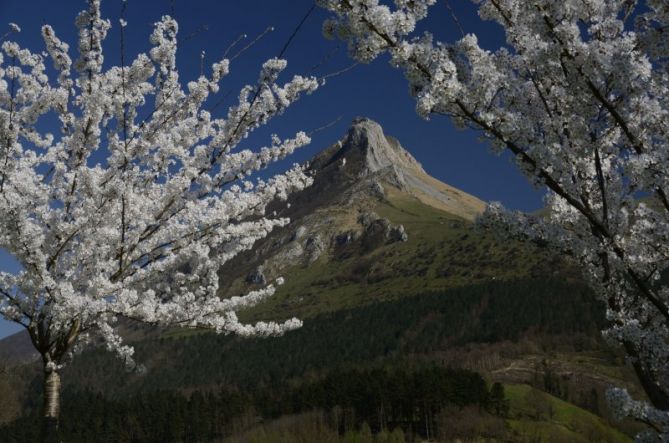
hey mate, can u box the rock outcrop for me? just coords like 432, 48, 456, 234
246, 266, 267, 285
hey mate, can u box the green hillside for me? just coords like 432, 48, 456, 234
243, 188, 564, 322
505, 384, 631, 442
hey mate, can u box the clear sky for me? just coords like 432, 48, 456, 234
0, 0, 544, 340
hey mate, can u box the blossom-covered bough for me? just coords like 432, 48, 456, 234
0, 0, 317, 437
318, 0, 669, 440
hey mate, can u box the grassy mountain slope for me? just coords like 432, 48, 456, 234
247, 185, 560, 322
505, 384, 631, 442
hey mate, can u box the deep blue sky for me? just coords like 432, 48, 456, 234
0, 0, 544, 339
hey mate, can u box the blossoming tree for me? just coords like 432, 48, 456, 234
0, 0, 317, 437
318, 0, 669, 439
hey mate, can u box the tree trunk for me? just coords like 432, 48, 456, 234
42, 365, 61, 443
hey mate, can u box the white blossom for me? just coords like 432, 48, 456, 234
319, 0, 669, 439
0, 0, 317, 381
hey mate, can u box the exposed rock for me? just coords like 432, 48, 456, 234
373, 218, 391, 231
246, 265, 266, 285
291, 226, 307, 242
343, 117, 425, 177
358, 211, 380, 228
369, 218, 405, 244
362, 218, 392, 250
356, 211, 409, 249
369, 180, 385, 199
275, 243, 304, 264
335, 231, 358, 246
305, 235, 325, 264
390, 224, 409, 242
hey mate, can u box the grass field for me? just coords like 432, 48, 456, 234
505, 384, 631, 442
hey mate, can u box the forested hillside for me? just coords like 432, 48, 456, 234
0, 278, 642, 441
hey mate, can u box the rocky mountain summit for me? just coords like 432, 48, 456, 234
305, 117, 485, 219
218, 118, 491, 311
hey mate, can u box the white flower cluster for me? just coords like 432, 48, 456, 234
0, 0, 316, 372
319, 0, 669, 438
607, 388, 669, 442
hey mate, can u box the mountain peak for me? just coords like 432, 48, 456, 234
334, 117, 425, 176
308, 118, 485, 220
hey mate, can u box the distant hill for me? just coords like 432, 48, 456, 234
0, 329, 36, 367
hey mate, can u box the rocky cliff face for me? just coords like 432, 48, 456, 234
306, 117, 484, 219
309, 117, 425, 177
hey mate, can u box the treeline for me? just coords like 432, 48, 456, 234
0, 365, 508, 443
56, 278, 606, 397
